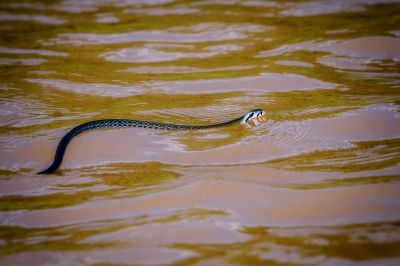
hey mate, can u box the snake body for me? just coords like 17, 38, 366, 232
38, 109, 264, 174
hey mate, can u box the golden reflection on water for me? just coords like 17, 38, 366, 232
1, 0, 400, 265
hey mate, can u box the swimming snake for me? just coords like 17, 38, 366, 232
38, 109, 265, 174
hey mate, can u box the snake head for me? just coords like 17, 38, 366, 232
241, 109, 266, 124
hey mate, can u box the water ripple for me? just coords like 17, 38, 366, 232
44, 22, 268, 45
102, 43, 244, 63
0, 47, 67, 57
0, 12, 65, 25
281, 0, 400, 16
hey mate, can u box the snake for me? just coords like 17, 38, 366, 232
37, 109, 265, 174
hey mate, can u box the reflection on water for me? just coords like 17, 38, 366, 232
0, 47, 67, 57
258, 36, 400, 61
0, 12, 65, 25
1, 0, 400, 265
281, 0, 400, 16
102, 43, 244, 63
44, 22, 267, 45
125, 7, 200, 16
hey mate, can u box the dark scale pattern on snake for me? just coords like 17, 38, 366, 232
38, 109, 265, 174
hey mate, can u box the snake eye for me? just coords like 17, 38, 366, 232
245, 112, 254, 122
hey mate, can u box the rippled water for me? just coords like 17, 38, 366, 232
1, 0, 400, 265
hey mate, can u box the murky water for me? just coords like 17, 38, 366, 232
1, 0, 400, 265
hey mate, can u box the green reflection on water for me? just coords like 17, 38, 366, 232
172, 222, 400, 265
0, 162, 180, 211
267, 138, 400, 172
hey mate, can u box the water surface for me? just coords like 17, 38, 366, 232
1, 0, 400, 265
